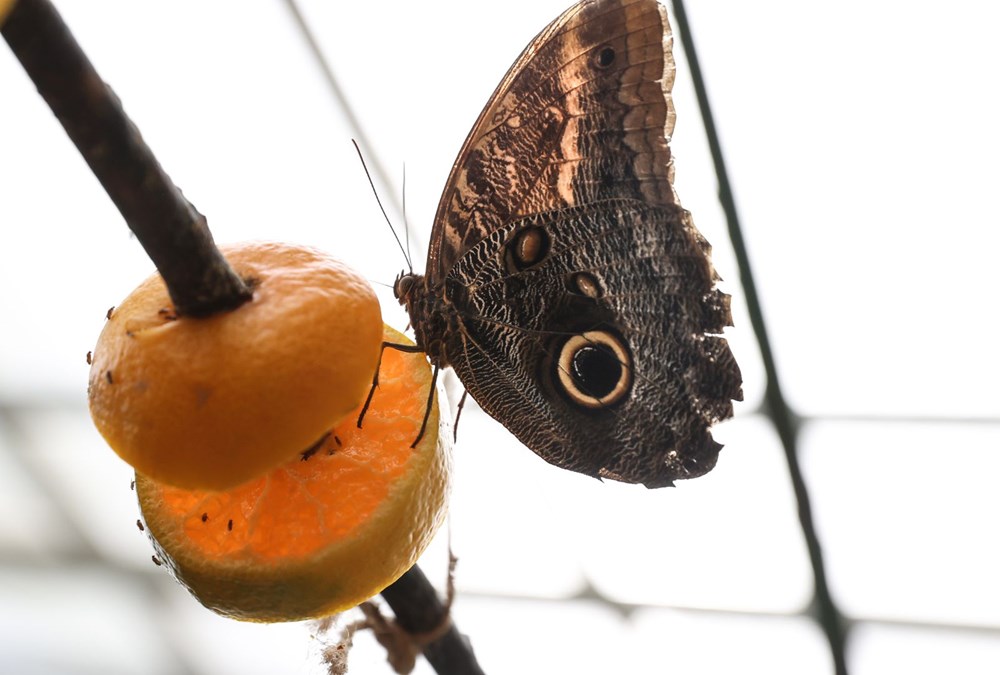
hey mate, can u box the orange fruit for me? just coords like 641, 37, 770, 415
1, 0, 16, 24
88, 241, 383, 490
136, 325, 450, 622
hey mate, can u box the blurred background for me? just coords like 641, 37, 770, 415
2, 0, 999, 673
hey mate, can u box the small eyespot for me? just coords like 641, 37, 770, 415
517, 230, 544, 264
568, 272, 602, 298
506, 225, 551, 271
556, 330, 632, 409
594, 46, 616, 69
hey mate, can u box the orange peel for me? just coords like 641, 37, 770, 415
88, 241, 383, 490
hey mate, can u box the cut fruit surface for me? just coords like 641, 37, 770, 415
89, 241, 383, 490
136, 325, 450, 622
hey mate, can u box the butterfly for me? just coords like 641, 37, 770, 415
383, 0, 742, 488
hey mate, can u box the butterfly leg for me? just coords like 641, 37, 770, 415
299, 431, 331, 461
357, 340, 425, 429
453, 389, 469, 442
411, 364, 439, 448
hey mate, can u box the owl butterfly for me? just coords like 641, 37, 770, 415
386, 0, 742, 488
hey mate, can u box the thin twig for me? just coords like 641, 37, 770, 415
669, 1, 850, 673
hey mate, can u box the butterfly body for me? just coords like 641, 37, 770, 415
396, 0, 742, 488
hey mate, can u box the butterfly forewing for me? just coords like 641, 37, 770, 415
426, 0, 678, 283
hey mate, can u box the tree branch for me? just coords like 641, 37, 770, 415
2, 0, 251, 317
381, 566, 486, 675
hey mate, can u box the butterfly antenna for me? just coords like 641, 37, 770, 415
402, 162, 413, 273
352, 139, 411, 270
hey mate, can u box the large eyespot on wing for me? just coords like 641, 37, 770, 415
554, 330, 633, 409
426, 0, 678, 283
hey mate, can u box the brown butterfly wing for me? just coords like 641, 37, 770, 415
426, 0, 680, 285
406, 0, 742, 487
438, 200, 742, 487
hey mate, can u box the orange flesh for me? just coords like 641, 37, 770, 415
150, 346, 423, 562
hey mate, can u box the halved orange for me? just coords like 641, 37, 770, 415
88, 241, 383, 491
136, 325, 450, 622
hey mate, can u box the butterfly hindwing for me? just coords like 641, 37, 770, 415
440, 199, 739, 487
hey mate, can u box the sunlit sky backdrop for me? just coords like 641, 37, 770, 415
1, 1, 999, 673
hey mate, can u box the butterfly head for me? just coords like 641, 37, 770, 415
393, 271, 419, 305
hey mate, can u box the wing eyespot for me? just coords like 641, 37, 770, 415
593, 45, 617, 69
556, 330, 632, 409
567, 271, 602, 298
505, 225, 551, 272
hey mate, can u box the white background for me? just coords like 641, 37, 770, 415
1, 1, 999, 673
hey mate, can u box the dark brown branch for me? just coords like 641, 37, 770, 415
380, 566, 486, 675
1, 0, 251, 317
4, 2, 484, 673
